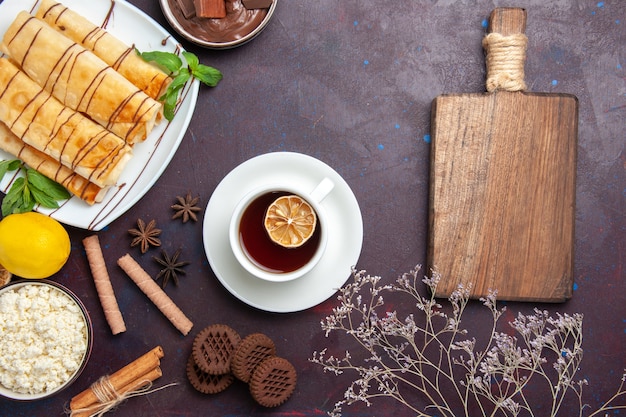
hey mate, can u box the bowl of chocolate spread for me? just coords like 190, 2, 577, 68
160, 0, 277, 49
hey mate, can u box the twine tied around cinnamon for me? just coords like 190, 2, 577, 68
68, 376, 177, 417
482, 32, 528, 92
67, 346, 171, 417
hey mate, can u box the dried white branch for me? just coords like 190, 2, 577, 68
310, 266, 626, 417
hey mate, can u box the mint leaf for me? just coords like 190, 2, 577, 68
29, 185, 60, 209
23, 182, 32, 208
0, 162, 70, 214
168, 72, 192, 96
157, 72, 191, 119
27, 169, 70, 201
162, 90, 179, 122
182, 51, 199, 70
2, 177, 24, 208
0, 159, 20, 179
192, 65, 223, 87
139, 49, 222, 121
2, 177, 34, 215
138, 50, 182, 74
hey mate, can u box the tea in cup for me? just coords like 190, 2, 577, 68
229, 178, 334, 282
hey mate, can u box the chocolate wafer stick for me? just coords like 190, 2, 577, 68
117, 253, 193, 335
83, 235, 126, 335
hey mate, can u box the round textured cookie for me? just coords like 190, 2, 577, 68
249, 356, 297, 407
232, 333, 277, 383
192, 324, 241, 375
186, 354, 235, 394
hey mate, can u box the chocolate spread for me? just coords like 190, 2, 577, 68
167, 0, 268, 43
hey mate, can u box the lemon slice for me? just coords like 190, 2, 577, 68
264, 195, 317, 248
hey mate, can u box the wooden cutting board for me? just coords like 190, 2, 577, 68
427, 8, 578, 302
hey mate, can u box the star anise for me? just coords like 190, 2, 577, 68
128, 218, 161, 253
171, 191, 201, 223
153, 248, 189, 288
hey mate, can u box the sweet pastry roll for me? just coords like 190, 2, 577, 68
0, 122, 109, 205
35, 0, 172, 101
0, 12, 162, 144
0, 58, 132, 188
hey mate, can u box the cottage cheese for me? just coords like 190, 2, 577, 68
0, 283, 88, 395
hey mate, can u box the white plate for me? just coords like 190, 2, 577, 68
203, 152, 363, 313
0, 0, 199, 230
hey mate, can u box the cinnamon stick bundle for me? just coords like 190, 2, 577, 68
69, 346, 164, 417
117, 253, 193, 336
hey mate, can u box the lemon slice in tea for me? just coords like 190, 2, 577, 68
264, 195, 317, 248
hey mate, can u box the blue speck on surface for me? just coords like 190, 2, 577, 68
363, 59, 369, 65
423, 134, 431, 143
597, 1, 604, 7
551, 79, 558, 86
395, 124, 400, 129
573, 282, 579, 291
377, 144, 384, 150
353, 20, 358, 26
481, 18, 488, 28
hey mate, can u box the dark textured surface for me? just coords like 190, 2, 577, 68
1, 0, 624, 416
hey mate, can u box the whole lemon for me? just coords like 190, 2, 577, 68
0, 212, 71, 279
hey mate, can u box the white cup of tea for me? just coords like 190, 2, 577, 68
229, 177, 334, 282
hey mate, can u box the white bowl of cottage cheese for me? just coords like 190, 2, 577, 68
0, 280, 92, 400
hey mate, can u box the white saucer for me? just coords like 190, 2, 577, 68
203, 152, 363, 313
